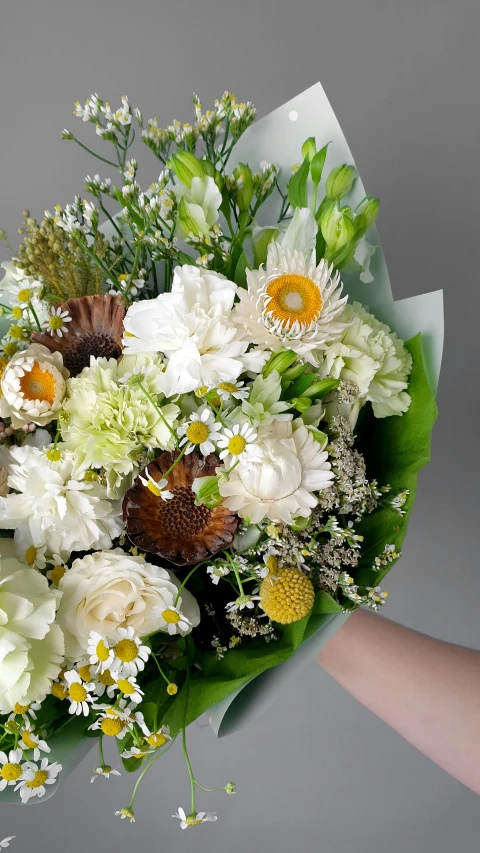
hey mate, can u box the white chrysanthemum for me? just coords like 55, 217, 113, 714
56, 549, 200, 660
60, 354, 179, 491
319, 302, 412, 420
0, 444, 122, 560
219, 419, 334, 524
0, 344, 69, 427
233, 243, 349, 365
122, 265, 249, 394
0, 555, 64, 714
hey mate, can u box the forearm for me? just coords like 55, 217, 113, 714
316, 609, 480, 795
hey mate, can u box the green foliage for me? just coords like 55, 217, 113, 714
287, 157, 310, 208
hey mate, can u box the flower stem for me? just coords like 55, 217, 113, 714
151, 655, 171, 685
173, 558, 211, 607
27, 301, 42, 332
127, 751, 164, 810
138, 382, 178, 443
161, 444, 187, 478
224, 550, 244, 596
181, 650, 196, 815
69, 135, 119, 168
98, 734, 105, 767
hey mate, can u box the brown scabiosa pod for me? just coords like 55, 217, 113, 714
32, 293, 125, 376
123, 451, 239, 565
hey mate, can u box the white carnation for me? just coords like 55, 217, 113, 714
56, 549, 201, 660
0, 553, 64, 713
0, 445, 123, 560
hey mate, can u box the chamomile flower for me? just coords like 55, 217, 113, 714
225, 594, 260, 613
173, 807, 217, 829
90, 765, 121, 783
64, 670, 95, 716
366, 586, 389, 610
90, 701, 148, 738
138, 470, 174, 501
206, 563, 231, 585
15, 758, 62, 803
112, 627, 150, 677
43, 307, 72, 338
217, 423, 261, 464
87, 631, 115, 674
115, 807, 135, 823
158, 606, 193, 636
144, 725, 171, 749
17, 541, 47, 570
7, 702, 41, 724
90, 668, 117, 698
216, 381, 248, 402
18, 721, 50, 761
121, 745, 155, 760
177, 407, 222, 455
46, 556, 67, 587
0, 750, 25, 791
113, 674, 144, 705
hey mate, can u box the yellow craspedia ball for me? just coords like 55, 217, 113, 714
260, 567, 315, 624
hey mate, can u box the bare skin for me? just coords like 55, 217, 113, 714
316, 608, 480, 795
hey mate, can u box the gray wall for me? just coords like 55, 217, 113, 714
1, 0, 479, 850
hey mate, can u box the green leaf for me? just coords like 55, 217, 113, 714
301, 136, 317, 161
310, 143, 330, 185
253, 227, 279, 268
287, 157, 310, 209
233, 251, 250, 288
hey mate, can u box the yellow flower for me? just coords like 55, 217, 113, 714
259, 567, 314, 624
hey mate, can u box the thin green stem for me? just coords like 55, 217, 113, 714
138, 382, 178, 443
0, 303, 13, 312
27, 302, 42, 332
181, 649, 196, 815
223, 459, 240, 476
127, 751, 164, 810
98, 202, 135, 257
70, 233, 112, 277
173, 558, 210, 607
124, 242, 141, 297
208, 401, 227, 428
70, 135, 119, 168
98, 734, 105, 767
161, 444, 187, 479
151, 655, 171, 685
224, 550, 244, 596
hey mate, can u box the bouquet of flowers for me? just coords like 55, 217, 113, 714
0, 84, 441, 827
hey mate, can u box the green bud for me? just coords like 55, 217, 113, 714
192, 475, 223, 508
325, 164, 357, 199
306, 378, 339, 399
281, 362, 305, 382
177, 196, 203, 238
202, 160, 224, 191
290, 515, 311, 531
301, 136, 316, 162
290, 396, 312, 413
320, 203, 355, 252
262, 349, 297, 377
166, 151, 205, 187
361, 197, 380, 230
233, 163, 254, 212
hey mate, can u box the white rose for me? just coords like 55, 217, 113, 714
0, 551, 65, 713
0, 343, 69, 427
56, 549, 200, 660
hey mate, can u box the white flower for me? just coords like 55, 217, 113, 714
87, 631, 115, 673
0, 344, 69, 427
90, 765, 121, 783
178, 407, 222, 455
56, 550, 200, 660
175, 175, 222, 238
90, 699, 148, 737
18, 720, 50, 761
206, 563, 230, 585
0, 444, 123, 560
64, 670, 95, 715
110, 627, 150, 677
157, 606, 192, 637
0, 262, 41, 307
0, 837, 15, 848
0, 750, 25, 791
15, 757, 62, 803
225, 594, 260, 613
0, 556, 64, 714
219, 419, 334, 524
138, 470, 174, 501
112, 673, 144, 704
115, 808, 135, 823
173, 807, 217, 829
121, 745, 155, 760
217, 423, 261, 464
318, 302, 412, 422
14, 538, 47, 570
43, 307, 72, 338
233, 243, 349, 365
122, 266, 249, 394
216, 381, 248, 402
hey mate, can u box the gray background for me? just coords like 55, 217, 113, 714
1, 0, 479, 849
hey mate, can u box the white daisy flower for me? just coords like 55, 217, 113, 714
64, 670, 95, 716
120, 745, 155, 761
7, 702, 41, 724
87, 631, 115, 674
158, 605, 192, 636
173, 807, 217, 829
18, 721, 50, 761
217, 423, 262, 464
206, 563, 230, 585
90, 668, 117, 698
111, 627, 151, 677
0, 750, 25, 791
43, 307, 72, 338
113, 674, 144, 705
233, 243, 349, 364
15, 757, 62, 803
16, 540, 47, 570
90, 765, 121, 783
8, 279, 40, 307
115, 807, 135, 823
0, 838, 15, 848
90, 701, 148, 739
225, 594, 260, 613
216, 381, 248, 402
143, 725, 171, 749
138, 470, 174, 501
177, 407, 222, 455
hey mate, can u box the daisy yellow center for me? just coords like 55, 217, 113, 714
46, 448, 61, 462
48, 316, 64, 330
13, 703, 29, 715
227, 435, 246, 456
25, 546, 37, 566
117, 678, 135, 695
4, 343, 18, 357
218, 382, 237, 394
51, 682, 67, 700
1, 763, 22, 781
185, 817, 203, 826
186, 421, 210, 444
260, 567, 315, 624
17, 288, 32, 303
69, 682, 87, 702
12, 306, 23, 319
133, 751, 148, 759
19, 362, 56, 405
146, 732, 168, 748
50, 565, 65, 586
162, 608, 180, 624
98, 669, 115, 686
101, 717, 124, 737
146, 480, 162, 497
194, 385, 209, 397
115, 638, 138, 663
95, 640, 110, 662
26, 769, 48, 789
21, 731, 38, 749
78, 665, 91, 682
265, 274, 322, 328
9, 325, 24, 340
